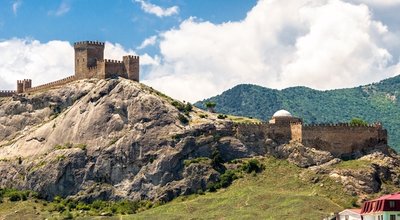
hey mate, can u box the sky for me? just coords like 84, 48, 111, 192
0, 0, 400, 102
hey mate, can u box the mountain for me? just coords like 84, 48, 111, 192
196, 75, 400, 150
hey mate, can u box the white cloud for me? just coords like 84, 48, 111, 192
48, 2, 70, 16
141, 0, 400, 102
12, 0, 22, 15
134, 0, 179, 17
0, 39, 157, 91
0, 39, 74, 90
349, 0, 400, 6
137, 35, 157, 49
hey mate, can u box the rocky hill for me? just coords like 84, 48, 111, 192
196, 75, 400, 150
1, 78, 400, 218
0, 78, 267, 203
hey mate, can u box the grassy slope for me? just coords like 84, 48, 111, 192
195, 75, 400, 150
1, 157, 396, 219
128, 157, 355, 220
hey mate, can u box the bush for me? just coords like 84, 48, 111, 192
178, 113, 189, 124
184, 157, 209, 167
217, 114, 228, 119
8, 191, 22, 202
171, 101, 185, 111
241, 159, 265, 174
350, 118, 368, 126
199, 114, 208, 118
219, 170, 238, 188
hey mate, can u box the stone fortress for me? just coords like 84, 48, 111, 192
0, 40, 388, 158
236, 110, 388, 158
0, 41, 139, 97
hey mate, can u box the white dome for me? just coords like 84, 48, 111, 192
273, 109, 292, 117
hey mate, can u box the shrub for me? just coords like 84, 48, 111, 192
219, 170, 238, 188
178, 113, 189, 124
171, 101, 185, 111
8, 191, 22, 201
199, 114, 208, 118
183, 157, 209, 167
241, 159, 265, 173
350, 118, 368, 126
205, 102, 216, 112
217, 114, 227, 119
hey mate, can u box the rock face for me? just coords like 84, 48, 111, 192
0, 79, 262, 202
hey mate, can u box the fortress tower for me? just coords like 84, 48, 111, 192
73, 41, 140, 81
17, 79, 32, 93
74, 41, 105, 79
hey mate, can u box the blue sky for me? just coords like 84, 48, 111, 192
0, 0, 257, 52
1, 0, 400, 102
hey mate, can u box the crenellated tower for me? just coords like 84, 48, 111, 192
74, 41, 105, 79
17, 79, 32, 93
123, 55, 140, 81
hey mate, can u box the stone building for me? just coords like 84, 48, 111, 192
236, 109, 388, 158
0, 40, 139, 97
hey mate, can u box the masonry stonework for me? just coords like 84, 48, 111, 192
0, 40, 140, 96
235, 110, 388, 158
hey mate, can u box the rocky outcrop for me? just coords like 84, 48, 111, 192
0, 78, 265, 202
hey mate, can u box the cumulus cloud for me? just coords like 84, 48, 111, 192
134, 0, 179, 17
0, 39, 74, 90
0, 39, 157, 91
12, 0, 22, 15
141, 0, 400, 102
137, 36, 157, 49
48, 2, 71, 16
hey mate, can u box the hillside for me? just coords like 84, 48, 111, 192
196, 75, 400, 150
1, 78, 400, 219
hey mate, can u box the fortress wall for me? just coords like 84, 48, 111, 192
25, 76, 76, 93
235, 122, 292, 144
0, 90, 16, 97
301, 124, 386, 157
104, 59, 127, 79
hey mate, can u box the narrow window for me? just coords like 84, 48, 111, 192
390, 214, 396, 220
390, 200, 396, 208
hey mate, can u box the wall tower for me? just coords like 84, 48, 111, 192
123, 55, 140, 81
74, 41, 105, 79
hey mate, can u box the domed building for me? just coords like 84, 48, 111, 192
269, 109, 302, 125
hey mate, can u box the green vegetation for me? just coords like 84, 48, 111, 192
132, 157, 357, 219
333, 159, 372, 170
217, 114, 228, 119
195, 75, 400, 150
171, 101, 193, 115
205, 101, 216, 112
350, 118, 368, 126
54, 143, 87, 150
183, 157, 210, 167
177, 113, 189, 124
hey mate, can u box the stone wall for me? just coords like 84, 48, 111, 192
0, 90, 16, 97
300, 123, 387, 157
25, 76, 76, 93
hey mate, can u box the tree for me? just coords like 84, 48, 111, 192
205, 102, 216, 113
350, 118, 368, 126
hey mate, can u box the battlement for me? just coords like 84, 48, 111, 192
123, 55, 139, 59
74, 41, 105, 46
25, 76, 76, 93
0, 90, 17, 97
303, 122, 381, 128
104, 59, 123, 64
